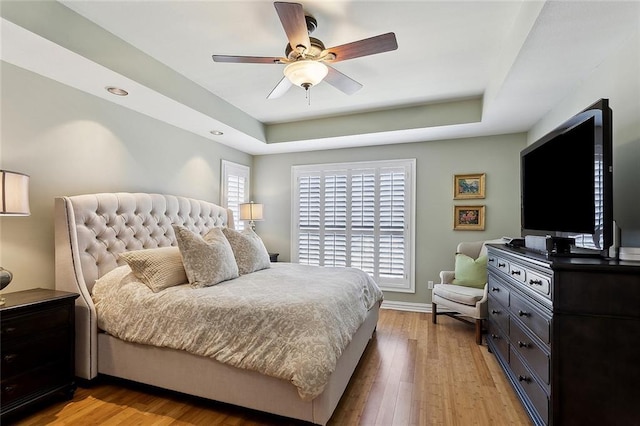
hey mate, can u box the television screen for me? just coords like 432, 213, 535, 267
521, 99, 612, 255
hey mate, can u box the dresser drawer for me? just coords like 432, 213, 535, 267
1, 329, 70, 379
508, 263, 527, 284
488, 320, 509, 364
510, 321, 550, 385
525, 270, 551, 297
496, 257, 510, 274
488, 298, 509, 335
1, 305, 72, 340
510, 348, 549, 425
488, 276, 510, 308
510, 293, 550, 344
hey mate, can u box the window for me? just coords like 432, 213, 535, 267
221, 160, 250, 230
292, 159, 415, 292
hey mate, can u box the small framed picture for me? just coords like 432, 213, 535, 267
454, 173, 486, 199
454, 205, 486, 231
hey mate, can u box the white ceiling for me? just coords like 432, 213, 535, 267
1, 1, 638, 154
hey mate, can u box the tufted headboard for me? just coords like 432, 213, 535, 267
54, 192, 234, 379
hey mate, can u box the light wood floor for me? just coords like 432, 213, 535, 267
14, 310, 532, 425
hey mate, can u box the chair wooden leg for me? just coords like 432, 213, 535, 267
475, 319, 483, 345
432, 303, 437, 323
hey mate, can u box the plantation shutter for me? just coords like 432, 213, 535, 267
221, 160, 250, 230
298, 174, 321, 264
293, 159, 415, 292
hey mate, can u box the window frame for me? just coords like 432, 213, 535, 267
221, 160, 250, 231
291, 159, 416, 293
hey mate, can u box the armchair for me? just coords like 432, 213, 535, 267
432, 239, 504, 344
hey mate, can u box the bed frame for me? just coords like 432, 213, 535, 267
54, 193, 379, 425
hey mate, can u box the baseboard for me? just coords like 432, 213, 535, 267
381, 300, 431, 313
381, 300, 456, 314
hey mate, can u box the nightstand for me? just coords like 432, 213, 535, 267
269, 252, 280, 262
0, 288, 79, 421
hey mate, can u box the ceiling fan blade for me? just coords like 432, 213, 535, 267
212, 55, 283, 64
324, 66, 363, 95
274, 2, 310, 52
324, 32, 398, 62
267, 76, 293, 99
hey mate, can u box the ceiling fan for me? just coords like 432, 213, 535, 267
212, 1, 398, 99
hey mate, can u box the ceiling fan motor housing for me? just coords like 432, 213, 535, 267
285, 36, 326, 61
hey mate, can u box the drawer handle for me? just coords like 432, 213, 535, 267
491, 309, 501, 315
488, 258, 495, 263
517, 341, 530, 348
1, 327, 17, 335
3, 384, 17, 394
529, 279, 543, 286
491, 287, 500, 292
491, 334, 500, 340
518, 310, 530, 317
511, 270, 521, 276
518, 375, 532, 384
498, 263, 506, 268
3, 354, 18, 363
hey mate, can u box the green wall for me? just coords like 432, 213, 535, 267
253, 135, 525, 306
0, 62, 252, 293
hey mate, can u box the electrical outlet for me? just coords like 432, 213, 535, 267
427, 280, 434, 289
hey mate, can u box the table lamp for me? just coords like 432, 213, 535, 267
239, 201, 264, 231
0, 170, 31, 305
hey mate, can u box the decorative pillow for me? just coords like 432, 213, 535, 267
119, 246, 188, 292
173, 225, 239, 288
221, 227, 271, 275
452, 253, 488, 289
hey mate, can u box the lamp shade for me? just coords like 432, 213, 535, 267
239, 202, 264, 221
283, 60, 328, 88
0, 170, 30, 216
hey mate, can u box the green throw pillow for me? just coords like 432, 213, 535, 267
452, 253, 488, 289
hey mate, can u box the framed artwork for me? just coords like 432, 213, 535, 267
454, 205, 485, 231
454, 173, 486, 199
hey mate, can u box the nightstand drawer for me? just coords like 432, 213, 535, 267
1, 329, 70, 379
1, 362, 69, 406
1, 305, 72, 340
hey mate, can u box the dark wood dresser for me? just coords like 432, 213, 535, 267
0, 288, 79, 421
486, 244, 640, 426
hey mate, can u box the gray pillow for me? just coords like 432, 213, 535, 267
173, 225, 239, 288
221, 227, 271, 275
119, 246, 188, 292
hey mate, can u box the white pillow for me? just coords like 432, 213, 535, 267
221, 227, 271, 275
173, 225, 239, 288
119, 246, 187, 292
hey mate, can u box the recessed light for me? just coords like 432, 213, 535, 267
210, 130, 224, 136
106, 86, 128, 96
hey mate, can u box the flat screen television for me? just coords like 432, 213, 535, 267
520, 99, 613, 257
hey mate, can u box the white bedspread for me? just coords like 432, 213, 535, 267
92, 262, 383, 400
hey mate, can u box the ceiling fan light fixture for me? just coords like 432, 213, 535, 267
283, 60, 328, 89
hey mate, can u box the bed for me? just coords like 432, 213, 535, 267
54, 192, 382, 425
